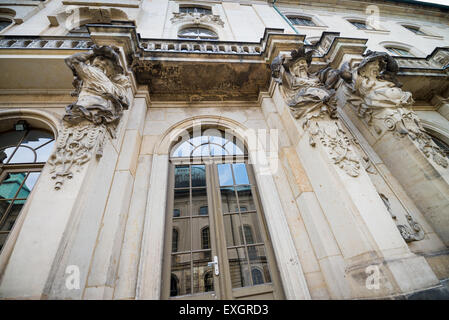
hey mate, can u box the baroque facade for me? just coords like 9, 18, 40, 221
0, 0, 448, 300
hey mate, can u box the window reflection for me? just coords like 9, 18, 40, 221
0, 126, 53, 253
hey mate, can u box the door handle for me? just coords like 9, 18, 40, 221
207, 255, 219, 276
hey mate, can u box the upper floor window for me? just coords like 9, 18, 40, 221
385, 46, 413, 57
180, 6, 212, 15
287, 16, 316, 27
0, 19, 12, 32
349, 20, 373, 30
0, 121, 55, 253
67, 25, 90, 37
427, 133, 449, 157
402, 25, 427, 36
178, 27, 218, 40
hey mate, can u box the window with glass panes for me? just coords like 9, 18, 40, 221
350, 21, 372, 30
178, 27, 218, 40
179, 6, 212, 15
287, 16, 316, 26
163, 129, 283, 300
403, 25, 426, 35
0, 124, 55, 252
385, 47, 412, 56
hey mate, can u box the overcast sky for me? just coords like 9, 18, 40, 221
417, 0, 449, 5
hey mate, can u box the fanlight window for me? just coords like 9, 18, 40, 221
287, 16, 316, 26
0, 19, 12, 32
178, 27, 218, 40
427, 133, 449, 157
171, 130, 246, 158
403, 25, 427, 36
385, 46, 413, 57
0, 124, 55, 252
180, 6, 212, 15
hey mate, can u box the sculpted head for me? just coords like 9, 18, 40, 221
287, 47, 314, 78
290, 58, 309, 77
92, 55, 115, 77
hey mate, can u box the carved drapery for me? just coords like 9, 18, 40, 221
271, 46, 361, 177
49, 45, 130, 189
342, 50, 448, 168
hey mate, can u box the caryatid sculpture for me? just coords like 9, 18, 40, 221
343, 50, 447, 168
271, 47, 361, 177
48, 45, 131, 189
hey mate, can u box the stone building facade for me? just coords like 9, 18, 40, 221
0, 0, 448, 300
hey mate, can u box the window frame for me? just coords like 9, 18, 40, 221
287, 16, 316, 27
177, 26, 219, 40
161, 130, 284, 300
0, 126, 55, 254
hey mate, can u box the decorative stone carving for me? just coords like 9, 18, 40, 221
48, 123, 106, 190
271, 46, 361, 177
49, 45, 130, 189
170, 12, 224, 27
309, 121, 361, 177
379, 193, 424, 242
342, 50, 448, 168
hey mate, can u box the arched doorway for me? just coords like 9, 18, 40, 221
161, 127, 284, 299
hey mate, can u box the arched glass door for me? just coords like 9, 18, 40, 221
161, 129, 284, 300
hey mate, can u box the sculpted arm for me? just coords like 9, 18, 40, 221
65, 51, 95, 76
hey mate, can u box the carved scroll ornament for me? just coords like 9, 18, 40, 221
170, 12, 224, 27
49, 45, 130, 189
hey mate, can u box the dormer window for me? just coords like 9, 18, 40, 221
178, 27, 218, 40
179, 6, 212, 15
287, 16, 316, 27
403, 25, 427, 36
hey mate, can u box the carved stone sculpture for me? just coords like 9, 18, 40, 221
342, 50, 448, 168
48, 45, 130, 189
170, 12, 224, 27
379, 193, 424, 242
271, 46, 361, 177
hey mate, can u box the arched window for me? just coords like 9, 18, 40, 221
0, 121, 55, 252
201, 226, 210, 249
163, 128, 279, 299
402, 25, 427, 36
251, 268, 264, 285
287, 16, 316, 27
180, 6, 212, 15
204, 271, 214, 292
427, 133, 449, 157
0, 18, 12, 32
178, 27, 218, 40
170, 274, 179, 297
385, 46, 413, 57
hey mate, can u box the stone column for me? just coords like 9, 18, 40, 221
0, 45, 134, 299
337, 52, 449, 247
269, 47, 439, 298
